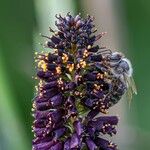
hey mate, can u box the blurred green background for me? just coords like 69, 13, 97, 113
0, 0, 150, 150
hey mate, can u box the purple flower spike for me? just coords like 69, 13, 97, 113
32, 13, 133, 150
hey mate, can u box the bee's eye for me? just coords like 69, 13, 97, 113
110, 53, 121, 61
119, 60, 130, 71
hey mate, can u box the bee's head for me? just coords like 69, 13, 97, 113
109, 52, 123, 62
120, 58, 133, 77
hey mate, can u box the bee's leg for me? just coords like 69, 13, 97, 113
96, 49, 112, 54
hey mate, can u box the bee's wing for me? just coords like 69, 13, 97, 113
124, 75, 137, 107
130, 76, 137, 95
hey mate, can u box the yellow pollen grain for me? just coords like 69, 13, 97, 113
67, 64, 74, 72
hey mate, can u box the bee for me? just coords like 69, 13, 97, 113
104, 51, 137, 106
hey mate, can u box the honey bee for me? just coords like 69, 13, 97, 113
104, 51, 137, 106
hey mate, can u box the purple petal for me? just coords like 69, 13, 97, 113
73, 120, 83, 136
32, 140, 56, 150
86, 137, 97, 150
53, 127, 66, 139
70, 133, 80, 149
50, 94, 63, 107
95, 137, 117, 150
50, 141, 63, 150
94, 116, 118, 125
64, 138, 71, 150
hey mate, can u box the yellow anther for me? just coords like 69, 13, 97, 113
35, 86, 38, 92
57, 78, 63, 85
83, 49, 89, 58
38, 55, 42, 59
39, 80, 43, 88
94, 84, 101, 90
34, 52, 38, 55
77, 59, 87, 68
45, 53, 48, 60
56, 66, 61, 74
97, 73, 104, 79
87, 45, 92, 49
67, 63, 74, 72
32, 101, 36, 109
38, 60, 47, 72
54, 31, 58, 35
39, 93, 43, 97
104, 71, 108, 76
62, 53, 69, 63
